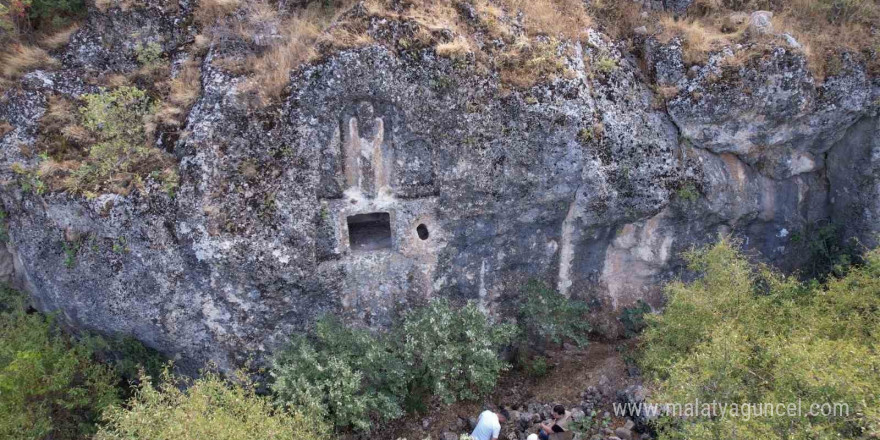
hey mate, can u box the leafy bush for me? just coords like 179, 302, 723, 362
63, 86, 176, 196
641, 239, 880, 439
96, 368, 325, 440
674, 183, 700, 204
523, 355, 550, 378
81, 333, 167, 384
397, 299, 517, 405
0, 208, 8, 243
0, 0, 85, 38
271, 299, 516, 432
789, 221, 858, 280
619, 299, 651, 338
0, 286, 119, 440
271, 318, 408, 432
519, 280, 592, 348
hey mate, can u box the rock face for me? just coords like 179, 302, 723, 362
0, 3, 878, 370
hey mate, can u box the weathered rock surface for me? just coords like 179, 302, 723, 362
0, 2, 878, 370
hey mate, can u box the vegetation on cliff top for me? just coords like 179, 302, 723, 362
2, 0, 877, 198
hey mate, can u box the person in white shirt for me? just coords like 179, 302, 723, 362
470, 408, 509, 440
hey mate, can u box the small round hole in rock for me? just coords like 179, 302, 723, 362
416, 224, 429, 240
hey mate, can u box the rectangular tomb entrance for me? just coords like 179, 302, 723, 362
347, 212, 392, 251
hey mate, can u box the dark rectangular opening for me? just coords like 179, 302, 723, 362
347, 212, 392, 251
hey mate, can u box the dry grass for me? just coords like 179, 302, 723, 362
658, 16, 742, 65
657, 85, 680, 100
219, 1, 377, 104
587, 0, 644, 39
499, 36, 571, 87
199, 0, 595, 97
157, 59, 203, 126
502, 0, 591, 40
1, 45, 60, 79
0, 121, 12, 137
659, 0, 880, 79
240, 8, 332, 104
36, 95, 93, 160
194, 0, 878, 102
194, 0, 242, 26
773, 1, 880, 79
38, 26, 80, 51
170, 60, 202, 108
435, 37, 473, 60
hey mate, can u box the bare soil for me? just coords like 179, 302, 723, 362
372, 340, 640, 440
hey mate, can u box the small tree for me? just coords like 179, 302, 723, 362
518, 280, 592, 348
641, 239, 880, 439
0, 286, 119, 440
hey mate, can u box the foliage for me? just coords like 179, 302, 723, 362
789, 221, 858, 280
62, 238, 79, 268
0, 286, 119, 440
595, 55, 618, 73
641, 239, 880, 439
569, 410, 610, 435
619, 299, 651, 338
523, 355, 550, 378
271, 317, 408, 432
134, 42, 163, 66
272, 299, 516, 432
81, 333, 166, 384
0, 0, 84, 38
498, 37, 570, 88
95, 368, 325, 440
519, 280, 592, 348
66, 86, 175, 195
675, 183, 700, 204
11, 162, 47, 195
397, 299, 517, 405
0, 208, 8, 243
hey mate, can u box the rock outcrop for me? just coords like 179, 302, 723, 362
0, 1, 877, 370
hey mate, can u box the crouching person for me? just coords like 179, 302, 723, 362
471, 407, 509, 440
538, 405, 572, 440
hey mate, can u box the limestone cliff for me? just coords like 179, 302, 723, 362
0, 0, 878, 371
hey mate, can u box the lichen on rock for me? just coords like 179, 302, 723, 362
0, 0, 878, 371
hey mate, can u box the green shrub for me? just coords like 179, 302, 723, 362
28, 0, 85, 29
81, 333, 167, 384
0, 0, 85, 37
271, 299, 516, 432
523, 355, 550, 378
675, 183, 700, 203
397, 299, 517, 405
641, 239, 880, 439
134, 42, 163, 66
595, 55, 618, 73
271, 318, 408, 432
68, 86, 176, 195
0, 208, 8, 243
789, 221, 858, 280
519, 280, 592, 348
619, 299, 651, 338
0, 286, 119, 440
95, 368, 325, 440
